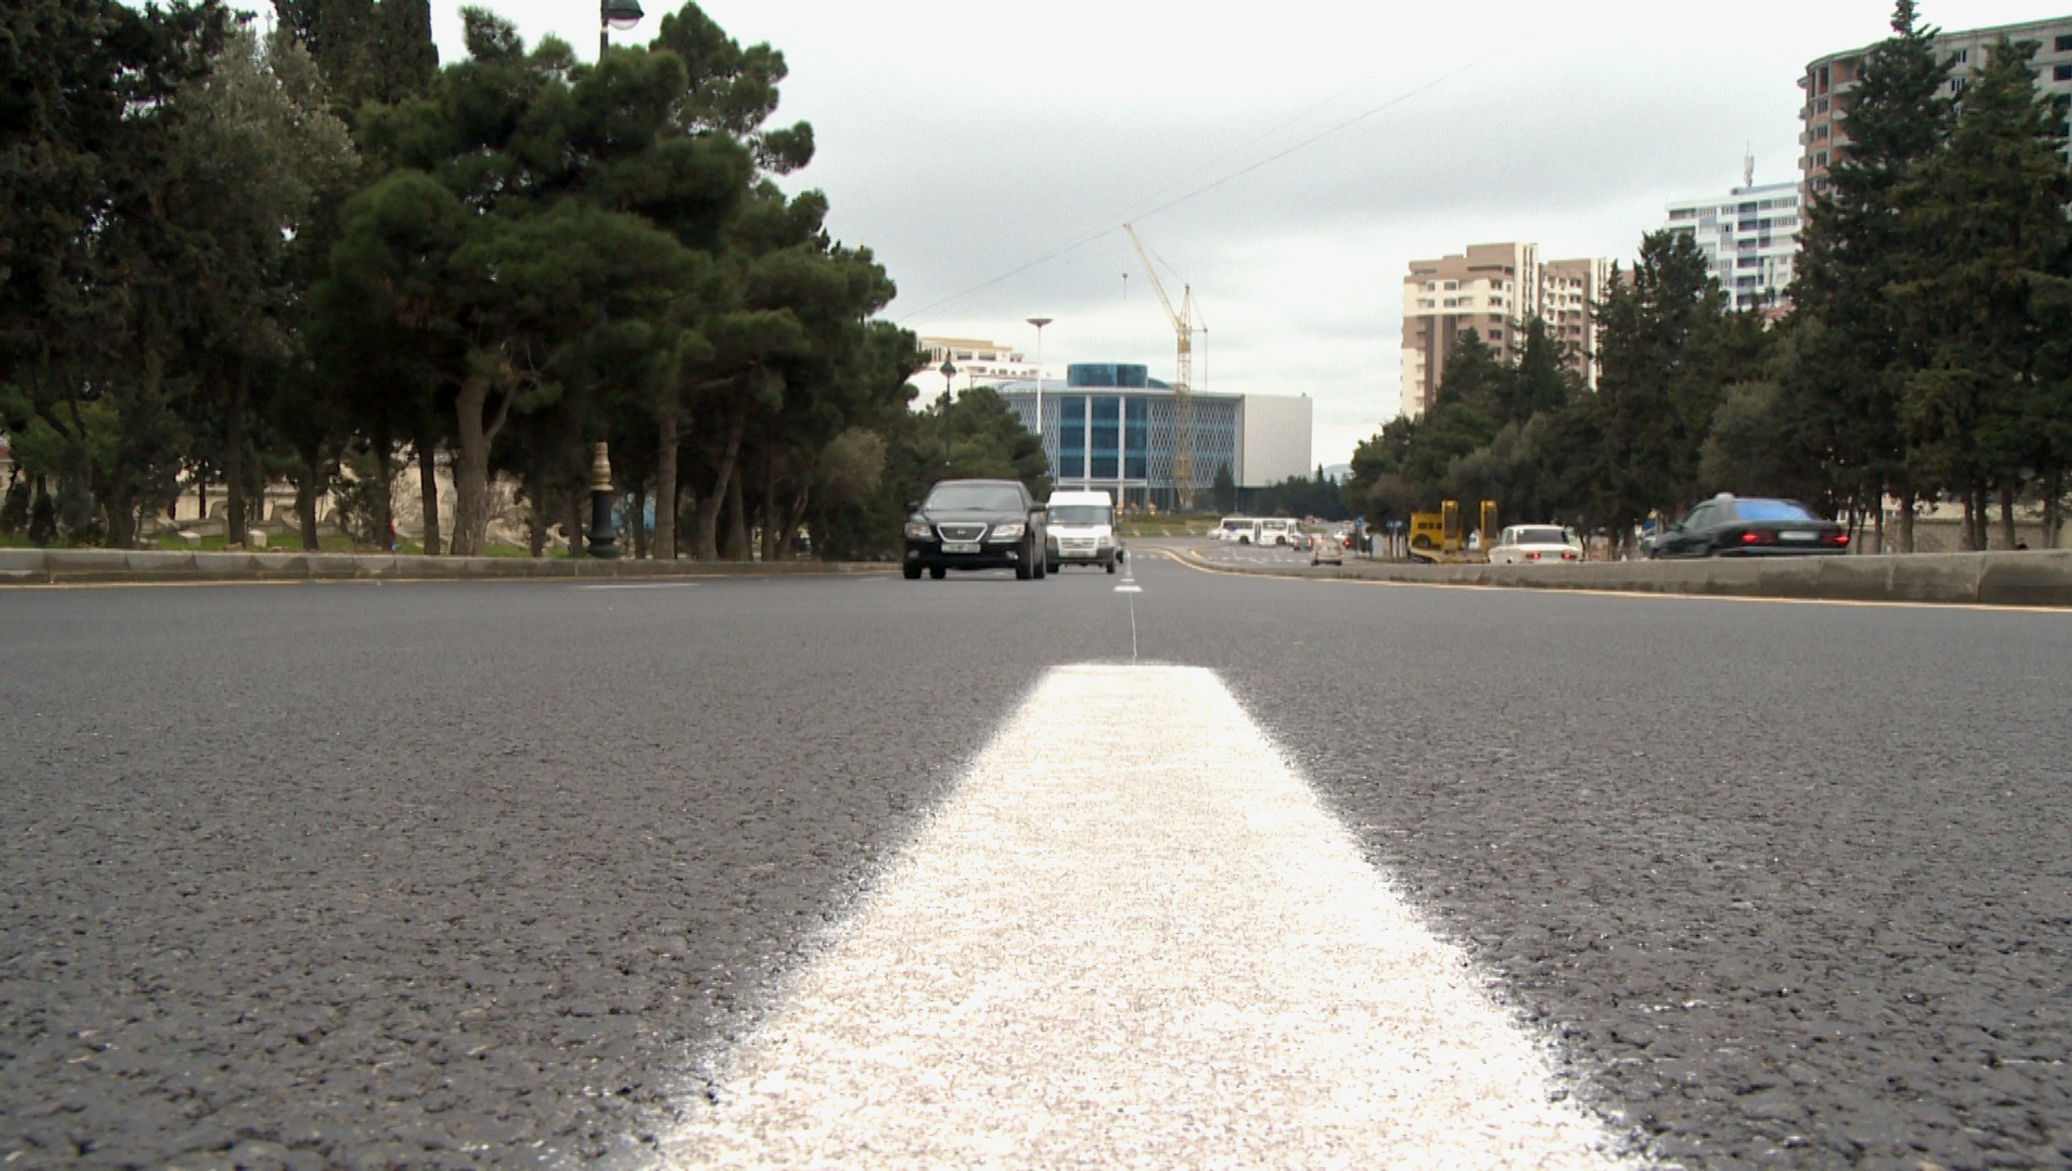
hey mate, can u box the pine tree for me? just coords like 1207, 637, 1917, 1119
1787, 0, 1951, 549
1892, 37, 2072, 549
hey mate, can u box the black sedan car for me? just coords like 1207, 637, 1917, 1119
902, 479, 1049, 580
1647, 494, 1850, 558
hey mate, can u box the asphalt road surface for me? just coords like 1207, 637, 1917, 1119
3, 555, 2068, 1168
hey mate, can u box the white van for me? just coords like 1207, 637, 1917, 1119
1045, 489, 1122, 573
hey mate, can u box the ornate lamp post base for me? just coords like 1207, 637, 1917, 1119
587, 441, 619, 559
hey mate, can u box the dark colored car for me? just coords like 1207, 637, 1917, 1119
902, 479, 1049, 580
1647, 494, 1849, 558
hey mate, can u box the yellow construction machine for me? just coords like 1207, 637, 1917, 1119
1407, 499, 1497, 563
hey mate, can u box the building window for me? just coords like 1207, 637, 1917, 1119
1057, 396, 1086, 479
1089, 396, 1119, 480
2056, 64, 2072, 81
1444, 281, 1459, 290
2057, 34, 2072, 52
1951, 48, 1967, 65
1123, 398, 1147, 480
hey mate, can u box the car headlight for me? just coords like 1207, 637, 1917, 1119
904, 521, 933, 540
990, 523, 1025, 541
1097, 534, 1112, 546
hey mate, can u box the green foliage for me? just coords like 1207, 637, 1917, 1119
1211, 462, 1237, 513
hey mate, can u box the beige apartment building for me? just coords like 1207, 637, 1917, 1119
916, 336, 1037, 397
1801, 17, 2072, 195
1398, 244, 1612, 419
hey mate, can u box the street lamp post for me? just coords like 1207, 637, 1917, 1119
601, 0, 643, 59
940, 357, 958, 402
1026, 316, 1052, 435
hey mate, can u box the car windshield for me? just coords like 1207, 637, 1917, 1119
1518, 528, 1569, 545
926, 484, 1023, 510
1734, 500, 1817, 522
1050, 506, 1111, 525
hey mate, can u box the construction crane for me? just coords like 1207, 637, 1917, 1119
1123, 224, 1196, 511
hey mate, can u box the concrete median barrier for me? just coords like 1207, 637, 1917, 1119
1179, 547, 2072, 608
0, 547, 890, 586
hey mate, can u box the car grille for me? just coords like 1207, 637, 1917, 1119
1060, 538, 1098, 551
937, 523, 986, 542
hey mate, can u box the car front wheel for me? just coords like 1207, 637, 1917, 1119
903, 563, 921, 580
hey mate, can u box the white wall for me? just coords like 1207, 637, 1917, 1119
1239, 395, 1313, 487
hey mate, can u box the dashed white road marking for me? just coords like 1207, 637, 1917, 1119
571, 582, 702, 590
663, 664, 1633, 1168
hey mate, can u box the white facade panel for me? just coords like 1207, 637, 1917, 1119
1238, 395, 1312, 488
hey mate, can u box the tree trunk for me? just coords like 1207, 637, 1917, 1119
1998, 484, 2017, 550
374, 440, 396, 550
631, 483, 649, 560
1871, 485, 1884, 556
450, 365, 514, 558
1897, 486, 1916, 554
782, 484, 811, 559
694, 409, 746, 561
2043, 471, 2063, 549
524, 465, 547, 557
417, 436, 442, 555
226, 364, 248, 548
567, 488, 586, 557
724, 466, 749, 561
760, 461, 780, 562
296, 451, 323, 551
1973, 486, 1990, 551
655, 409, 679, 559
451, 373, 493, 557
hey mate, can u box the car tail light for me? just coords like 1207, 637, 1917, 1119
1526, 552, 1539, 561
1739, 530, 1774, 545
1826, 531, 1849, 546
1563, 551, 1578, 561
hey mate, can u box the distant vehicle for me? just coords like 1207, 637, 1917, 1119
1646, 495, 1848, 558
1311, 533, 1344, 565
1487, 525, 1582, 565
1045, 489, 1122, 573
903, 479, 1049, 580
1211, 516, 1258, 543
1256, 518, 1296, 547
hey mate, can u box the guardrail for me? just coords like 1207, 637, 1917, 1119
0, 548, 889, 586
1183, 548, 2072, 608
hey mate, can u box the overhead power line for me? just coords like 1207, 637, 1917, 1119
895, 37, 1529, 327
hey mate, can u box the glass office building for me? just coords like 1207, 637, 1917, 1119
997, 364, 1243, 512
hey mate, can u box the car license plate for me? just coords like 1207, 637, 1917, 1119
942, 540, 980, 554
1780, 531, 1815, 542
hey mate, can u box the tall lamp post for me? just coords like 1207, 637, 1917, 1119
1026, 316, 1052, 435
940, 357, 958, 401
601, 0, 643, 59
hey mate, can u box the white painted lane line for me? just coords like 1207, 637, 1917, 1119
664, 664, 1632, 1168
571, 582, 701, 590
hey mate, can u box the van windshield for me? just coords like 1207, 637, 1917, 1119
1220, 519, 1250, 531
1051, 506, 1111, 526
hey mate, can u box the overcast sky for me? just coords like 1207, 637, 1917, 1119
420, 0, 2058, 466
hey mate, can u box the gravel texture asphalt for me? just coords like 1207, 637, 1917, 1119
3, 556, 2069, 1168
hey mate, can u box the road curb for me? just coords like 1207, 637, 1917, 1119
1167, 546, 2072, 608
0, 547, 892, 587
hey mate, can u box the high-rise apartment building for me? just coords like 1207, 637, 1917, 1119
1665, 171, 1802, 313
1801, 17, 2072, 195
1398, 243, 1611, 419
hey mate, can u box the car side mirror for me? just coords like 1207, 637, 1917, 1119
905, 500, 920, 513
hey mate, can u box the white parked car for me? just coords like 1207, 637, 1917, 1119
1487, 524, 1583, 565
